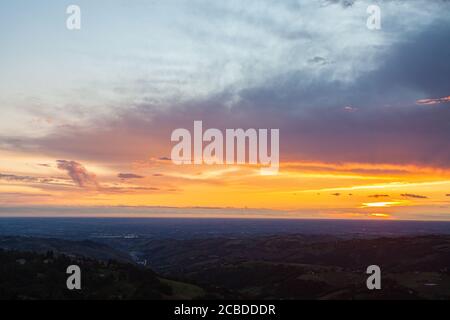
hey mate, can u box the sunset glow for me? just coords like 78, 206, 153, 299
1, 1, 449, 221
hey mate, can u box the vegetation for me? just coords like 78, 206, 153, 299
0, 249, 172, 300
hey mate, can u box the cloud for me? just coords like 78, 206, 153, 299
308, 56, 328, 66
118, 173, 145, 179
331, 193, 341, 196
1, 3, 450, 171
56, 160, 98, 188
37, 163, 51, 167
103, 186, 160, 194
369, 194, 390, 198
401, 193, 428, 199
416, 96, 450, 106
343, 106, 358, 113
322, 0, 355, 7
0, 173, 64, 186
0, 173, 39, 183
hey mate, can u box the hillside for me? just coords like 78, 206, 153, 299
134, 235, 450, 300
0, 249, 205, 300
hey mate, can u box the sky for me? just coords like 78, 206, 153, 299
0, 0, 450, 220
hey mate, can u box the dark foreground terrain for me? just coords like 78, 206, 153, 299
0, 234, 449, 300
0, 248, 207, 300
135, 234, 450, 299
0, 218, 450, 300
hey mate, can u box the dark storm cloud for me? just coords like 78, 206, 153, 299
245, 18, 450, 109
363, 21, 450, 101
227, 18, 450, 165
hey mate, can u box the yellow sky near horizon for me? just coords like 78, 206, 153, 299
1, 149, 450, 220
